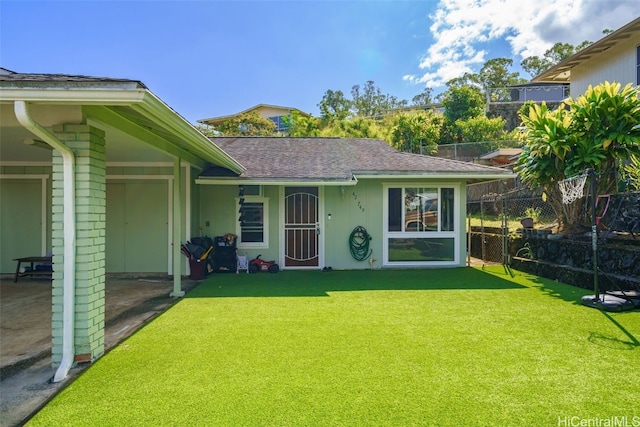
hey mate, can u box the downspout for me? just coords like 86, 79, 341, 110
14, 101, 76, 383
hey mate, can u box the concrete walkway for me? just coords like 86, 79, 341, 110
0, 275, 200, 427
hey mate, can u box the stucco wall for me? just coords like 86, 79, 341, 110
197, 178, 468, 270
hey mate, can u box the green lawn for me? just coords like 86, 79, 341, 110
29, 268, 639, 426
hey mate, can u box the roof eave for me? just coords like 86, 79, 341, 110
134, 92, 245, 173
0, 86, 147, 105
532, 17, 640, 83
0, 84, 246, 174
196, 176, 358, 186
354, 172, 516, 180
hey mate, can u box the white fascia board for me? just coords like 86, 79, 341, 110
0, 87, 147, 105
195, 177, 358, 186
354, 172, 516, 180
134, 93, 245, 174
0, 86, 246, 174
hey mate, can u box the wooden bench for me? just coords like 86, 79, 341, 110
13, 256, 53, 282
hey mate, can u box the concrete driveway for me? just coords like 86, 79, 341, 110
0, 274, 200, 427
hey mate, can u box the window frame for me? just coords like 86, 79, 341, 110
235, 196, 269, 249
382, 183, 460, 267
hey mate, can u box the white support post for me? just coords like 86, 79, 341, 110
170, 157, 185, 297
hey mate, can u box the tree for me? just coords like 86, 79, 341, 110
318, 89, 351, 121
622, 154, 640, 191
350, 80, 407, 118
515, 82, 640, 230
214, 111, 277, 136
445, 73, 480, 90
351, 80, 385, 118
454, 116, 508, 143
388, 111, 441, 154
521, 41, 592, 77
440, 85, 486, 144
285, 111, 321, 137
478, 58, 527, 101
411, 88, 434, 106
442, 86, 485, 125
319, 116, 386, 139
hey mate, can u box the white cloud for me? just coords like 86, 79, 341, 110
406, 0, 639, 88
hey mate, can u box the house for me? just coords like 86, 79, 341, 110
474, 148, 523, 168
196, 137, 514, 269
198, 104, 310, 133
0, 69, 513, 379
0, 69, 244, 381
532, 17, 640, 95
507, 83, 569, 102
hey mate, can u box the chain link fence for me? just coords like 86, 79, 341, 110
467, 182, 556, 264
468, 176, 640, 265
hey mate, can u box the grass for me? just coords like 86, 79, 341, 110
29, 268, 639, 426
467, 214, 556, 231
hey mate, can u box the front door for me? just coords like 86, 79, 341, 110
284, 187, 319, 268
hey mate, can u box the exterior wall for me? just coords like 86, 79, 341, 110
198, 177, 468, 270
198, 184, 281, 262
322, 180, 384, 270
254, 106, 292, 119
571, 37, 638, 96
105, 164, 192, 275
0, 166, 52, 273
1, 163, 193, 276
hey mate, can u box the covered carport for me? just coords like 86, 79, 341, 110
0, 69, 244, 382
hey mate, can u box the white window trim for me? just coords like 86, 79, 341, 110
236, 196, 269, 249
382, 183, 460, 267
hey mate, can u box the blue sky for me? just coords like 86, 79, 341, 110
1, 0, 637, 124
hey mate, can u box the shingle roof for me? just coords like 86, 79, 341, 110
200, 137, 514, 182
0, 68, 145, 88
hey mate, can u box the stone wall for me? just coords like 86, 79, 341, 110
468, 230, 639, 290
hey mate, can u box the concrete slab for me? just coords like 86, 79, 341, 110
0, 275, 200, 427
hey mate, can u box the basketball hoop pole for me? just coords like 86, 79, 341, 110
587, 169, 599, 300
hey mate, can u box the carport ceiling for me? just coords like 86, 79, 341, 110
1, 102, 184, 164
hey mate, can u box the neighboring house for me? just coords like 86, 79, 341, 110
507, 83, 569, 102
198, 104, 310, 133
196, 137, 513, 270
486, 83, 568, 131
532, 17, 640, 95
0, 69, 513, 378
474, 148, 523, 168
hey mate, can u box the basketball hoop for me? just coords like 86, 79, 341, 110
558, 172, 588, 204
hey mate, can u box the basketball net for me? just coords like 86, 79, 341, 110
558, 172, 588, 204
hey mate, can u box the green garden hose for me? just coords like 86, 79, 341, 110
349, 226, 372, 261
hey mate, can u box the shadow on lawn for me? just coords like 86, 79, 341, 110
588, 311, 640, 351
506, 269, 588, 306
186, 268, 526, 298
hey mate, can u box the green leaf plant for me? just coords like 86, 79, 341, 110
515, 82, 640, 231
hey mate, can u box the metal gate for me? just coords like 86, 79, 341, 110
284, 187, 319, 268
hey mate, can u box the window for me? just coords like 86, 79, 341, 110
385, 185, 458, 264
268, 115, 290, 132
637, 45, 640, 86
236, 197, 268, 248
387, 187, 451, 233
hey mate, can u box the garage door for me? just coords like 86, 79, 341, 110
0, 179, 45, 273
106, 181, 169, 273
